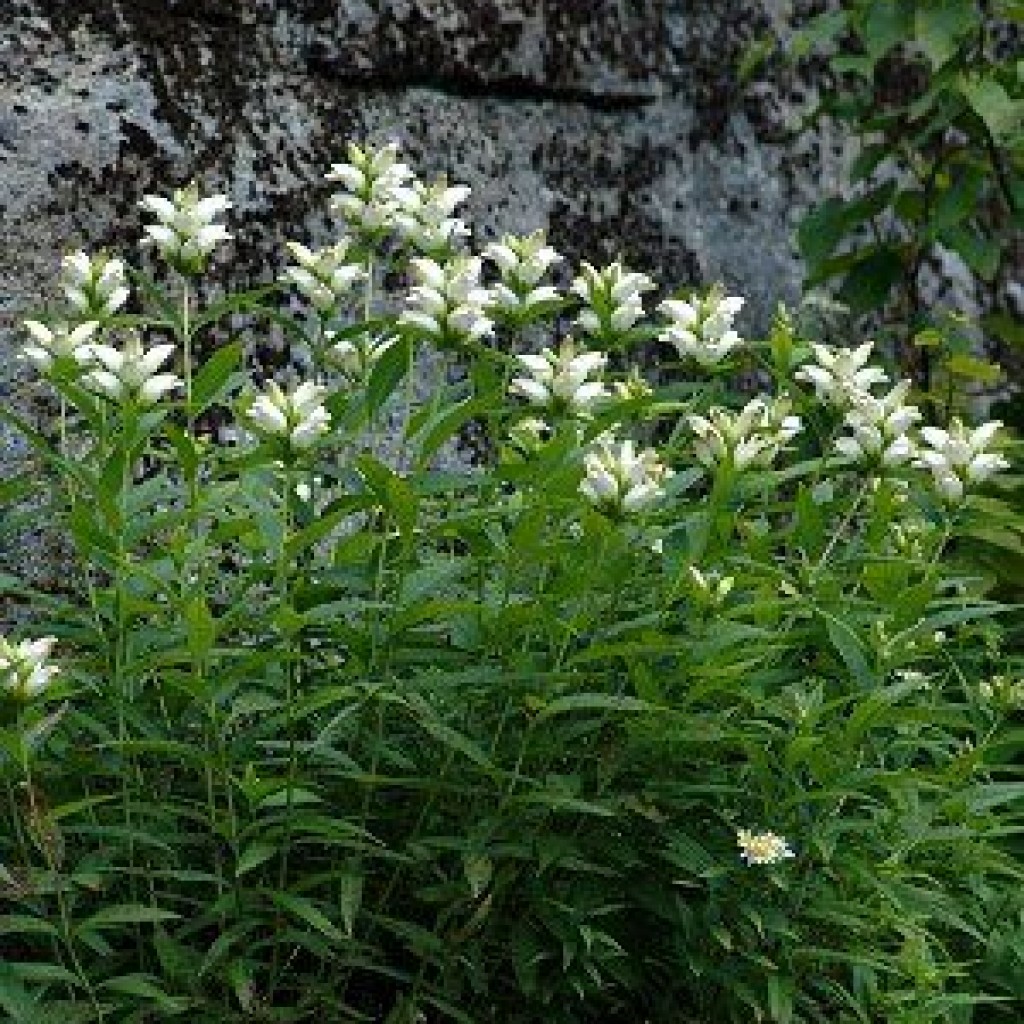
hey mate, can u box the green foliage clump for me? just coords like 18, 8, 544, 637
1, 141, 1022, 1024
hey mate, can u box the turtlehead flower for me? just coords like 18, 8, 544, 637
326, 331, 397, 381
0, 636, 59, 702
834, 380, 921, 467
327, 141, 415, 238
22, 320, 99, 373
915, 419, 1009, 504
399, 256, 493, 344
978, 675, 1024, 710
795, 341, 888, 407
84, 333, 181, 404
737, 829, 795, 866
688, 565, 734, 605
61, 250, 130, 318
509, 339, 608, 417
579, 435, 672, 515
246, 380, 331, 449
658, 289, 745, 366
392, 178, 471, 255
281, 239, 366, 313
140, 185, 232, 274
484, 230, 563, 316
612, 366, 653, 401
688, 396, 801, 472
571, 261, 654, 338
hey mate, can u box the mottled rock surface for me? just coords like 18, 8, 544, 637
0, 1, 849, 343
0, 0, 857, 517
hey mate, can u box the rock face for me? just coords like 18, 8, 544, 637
0, 0, 856, 501
0, 0, 847, 339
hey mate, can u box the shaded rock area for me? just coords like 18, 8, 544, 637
0, 0, 850, 347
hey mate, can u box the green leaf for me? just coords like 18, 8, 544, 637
536, 694, 657, 720
0, 916, 59, 939
339, 870, 364, 938
270, 892, 344, 942
184, 595, 216, 661
914, 0, 978, 67
960, 74, 1023, 144
859, 1, 913, 62
939, 224, 1001, 281
822, 612, 875, 689
99, 974, 190, 1013
191, 340, 243, 414
78, 905, 181, 932
790, 10, 848, 58
838, 245, 904, 312
366, 334, 412, 421
236, 842, 277, 878
797, 198, 849, 272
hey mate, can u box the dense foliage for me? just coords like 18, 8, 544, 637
1, 142, 1022, 1024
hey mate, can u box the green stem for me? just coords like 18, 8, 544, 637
21, 745, 105, 1021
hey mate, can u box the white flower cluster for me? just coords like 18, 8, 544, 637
658, 290, 745, 366
484, 230, 563, 317
834, 380, 921, 468
579, 435, 672, 515
61, 250, 129, 319
140, 185, 232, 274
736, 828, 795, 866
392, 179, 471, 255
915, 419, 1009, 504
22, 320, 99, 373
796, 342, 888, 408
84, 333, 182, 405
326, 331, 397, 382
326, 141, 415, 239
979, 675, 1024, 710
281, 239, 366, 313
247, 380, 332, 450
509, 339, 608, 417
688, 396, 801, 472
399, 256, 493, 345
572, 261, 654, 339
0, 635, 59, 701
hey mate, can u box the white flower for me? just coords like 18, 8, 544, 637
914, 418, 1009, 504
326, 331, 397, 381
688, 565, 734, 604
612, 366, 653, 401
834, 380, 921, 467
327, 141, 415, 238
0, 636, 59, 701
399, 256, 493, 344
140, 184, 232, 273
61, 250, 130, 318
22, 320, 99, 373
579, 435, 672, 515
392, 178, 471, 254
737, 829, 795, 866
978, 675, 1024, 709
571, 261, 654, 338
795, 341, 888, 407
688, 395, 801, 471
83, 333, 181, 404
281, 238, 366, 313
247, 380, 331, 449
658, 289, 745, 366
509, 339, 608, 417
484, 230, 563, 316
